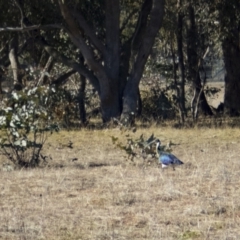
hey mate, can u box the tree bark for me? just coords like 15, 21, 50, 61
171, 38, 184, 123
176, 0, 186, 122
78, 73, 87, 124
121, 0, 165, 123
219, 0, 240, 116
222, 36, 240, 115
186, 4, 212, 117
9, 34, 22, 90
104, 0, 120, 82
101, 0, 121, 121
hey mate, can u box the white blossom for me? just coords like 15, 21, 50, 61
0, 116, 6, 125
12, 92, 19, 100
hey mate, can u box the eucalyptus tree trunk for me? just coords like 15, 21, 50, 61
121, 0, 165, 124
222, 36, 240, 115
176, 0, 186, 123
78, 74, 87, 124
219, 0, 240, 116
9, 34, 22, 90
101, 0, 122, 121
57, 0, 122, 122
186, 4, 212, 118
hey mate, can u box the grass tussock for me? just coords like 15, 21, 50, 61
0, 127, 240, 239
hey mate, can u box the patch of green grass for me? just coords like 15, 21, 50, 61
181, 230, 202, 239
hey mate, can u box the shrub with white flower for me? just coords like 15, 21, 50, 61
0, 86, 59, 168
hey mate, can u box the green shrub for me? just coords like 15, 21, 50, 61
111, 133, 172, 164
0, 86, 59, 168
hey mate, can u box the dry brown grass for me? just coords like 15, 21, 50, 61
1, 127, 240, 239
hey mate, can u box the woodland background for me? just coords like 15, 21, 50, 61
0, 0, 239, 126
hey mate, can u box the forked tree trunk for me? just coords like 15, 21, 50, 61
54, 0, 164, 123
121, 0, 165, 124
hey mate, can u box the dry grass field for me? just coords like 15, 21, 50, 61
1, 126, 240, 240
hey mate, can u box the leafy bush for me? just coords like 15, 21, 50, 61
111, 133, 172, 164
0, 86, 59, 168
47, 87, 79, 127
